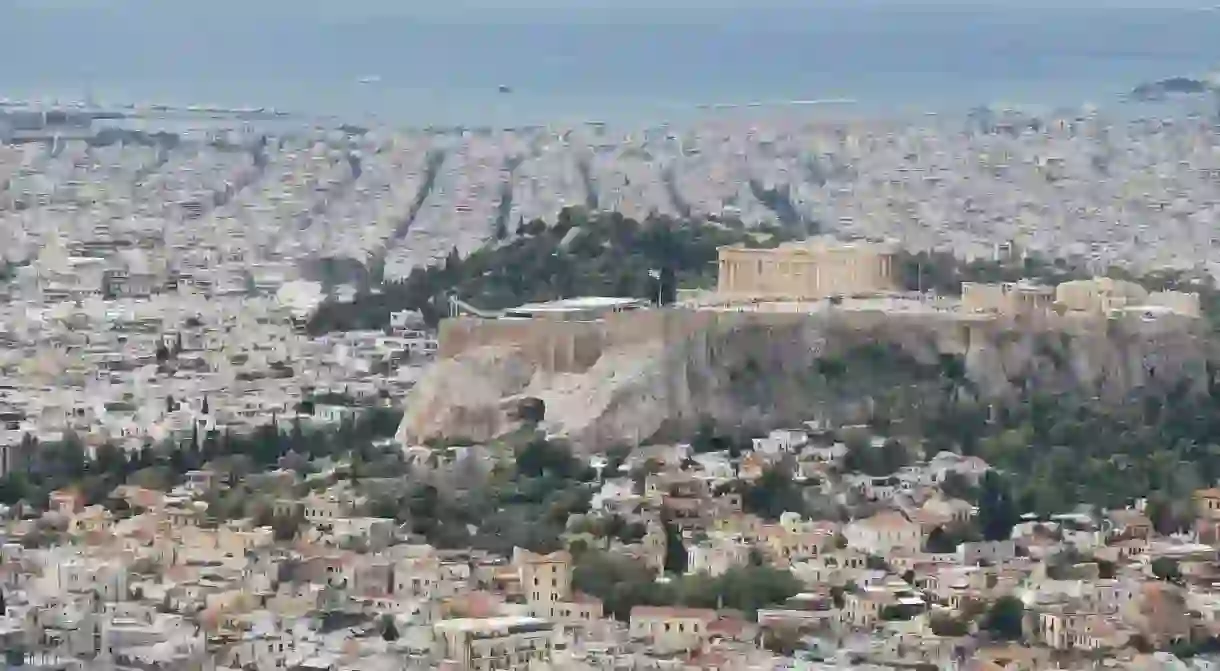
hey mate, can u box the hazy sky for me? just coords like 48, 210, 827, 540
7, 0, 1210, 16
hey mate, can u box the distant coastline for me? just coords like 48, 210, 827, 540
1128, 76, 1213, 102
0, 98, 294, 120
2, 5, 1217, 127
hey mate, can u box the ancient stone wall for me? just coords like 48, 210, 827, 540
438, 309, 719, 374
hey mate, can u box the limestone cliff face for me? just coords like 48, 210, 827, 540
394, 346, 537, 445
397, 311, 1210, 451
964, 313, 1209, 401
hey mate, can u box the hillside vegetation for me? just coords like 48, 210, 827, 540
808, 339, 1220, 528
307, 208, 793, 333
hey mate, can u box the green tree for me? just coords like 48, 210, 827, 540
514, 398, 546, 425
879, 438, 912, 474
982, 596, 1024, 641
742, 464, 806, 520
272, 513, 303, 542
977, 472, 1019, 542
405, 484, 441, 535
925, 526, 958, 554
516, 438, 578, 479
866, 555, 889, 571
94, 442, 127, 476
712, 565, 801, 614
381, 614, 399, 641
842, 436, 911, 477
829, 585, 846, 608
930, 613, 970, 637
572, 551, 662, 621
1151, 557, 1182, 582
306, 209, 781, 333
760, 627, 803, 656
662, 519, 687, 575
939, 471, 977, 501
1146, 493, 1194, 536
568, 537, 590, 557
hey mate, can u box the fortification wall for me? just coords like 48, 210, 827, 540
438, 317, 608, 373
438, 309, 731, 373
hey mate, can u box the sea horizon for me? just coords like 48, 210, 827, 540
1, 3, 1218, 127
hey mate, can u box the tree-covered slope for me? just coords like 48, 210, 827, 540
307, 208, 791, 333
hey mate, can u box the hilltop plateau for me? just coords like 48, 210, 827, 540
398, 307, 1209, 451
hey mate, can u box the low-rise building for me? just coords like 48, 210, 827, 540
628, 605, 716, 654
844, 511, 924, 556
432, 616, 556, 671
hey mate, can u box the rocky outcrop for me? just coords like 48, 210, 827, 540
397, 310, 1210, 451
966, 312, 1208, 401
395, 345, 537, 444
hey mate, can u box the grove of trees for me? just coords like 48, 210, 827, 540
0, 406, 403, 511
308, 208, 794, 332
571, 549, 801, 621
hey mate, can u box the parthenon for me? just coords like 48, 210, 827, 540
716, 237, 900, 300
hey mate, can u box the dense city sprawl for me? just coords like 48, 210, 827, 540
5, 105, 1220, 670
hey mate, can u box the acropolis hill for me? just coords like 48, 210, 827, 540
398, 239, 1207, 450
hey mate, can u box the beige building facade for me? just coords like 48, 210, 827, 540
962, 277, 1202, 319
961, 281, 1055, 316
1055, 277, 1149, 315
686, 533, 750, 577
628, 606, 716, 654
1055, 277, 1201, 318
513, 548, 571, 606
432, 616, 555, 671
716, 237, 900, 300
843, 510, 924, 555
1147, 290, 1202, 317
512, 548, 603, 626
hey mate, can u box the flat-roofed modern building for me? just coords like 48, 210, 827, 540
500, 296, 648, 321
